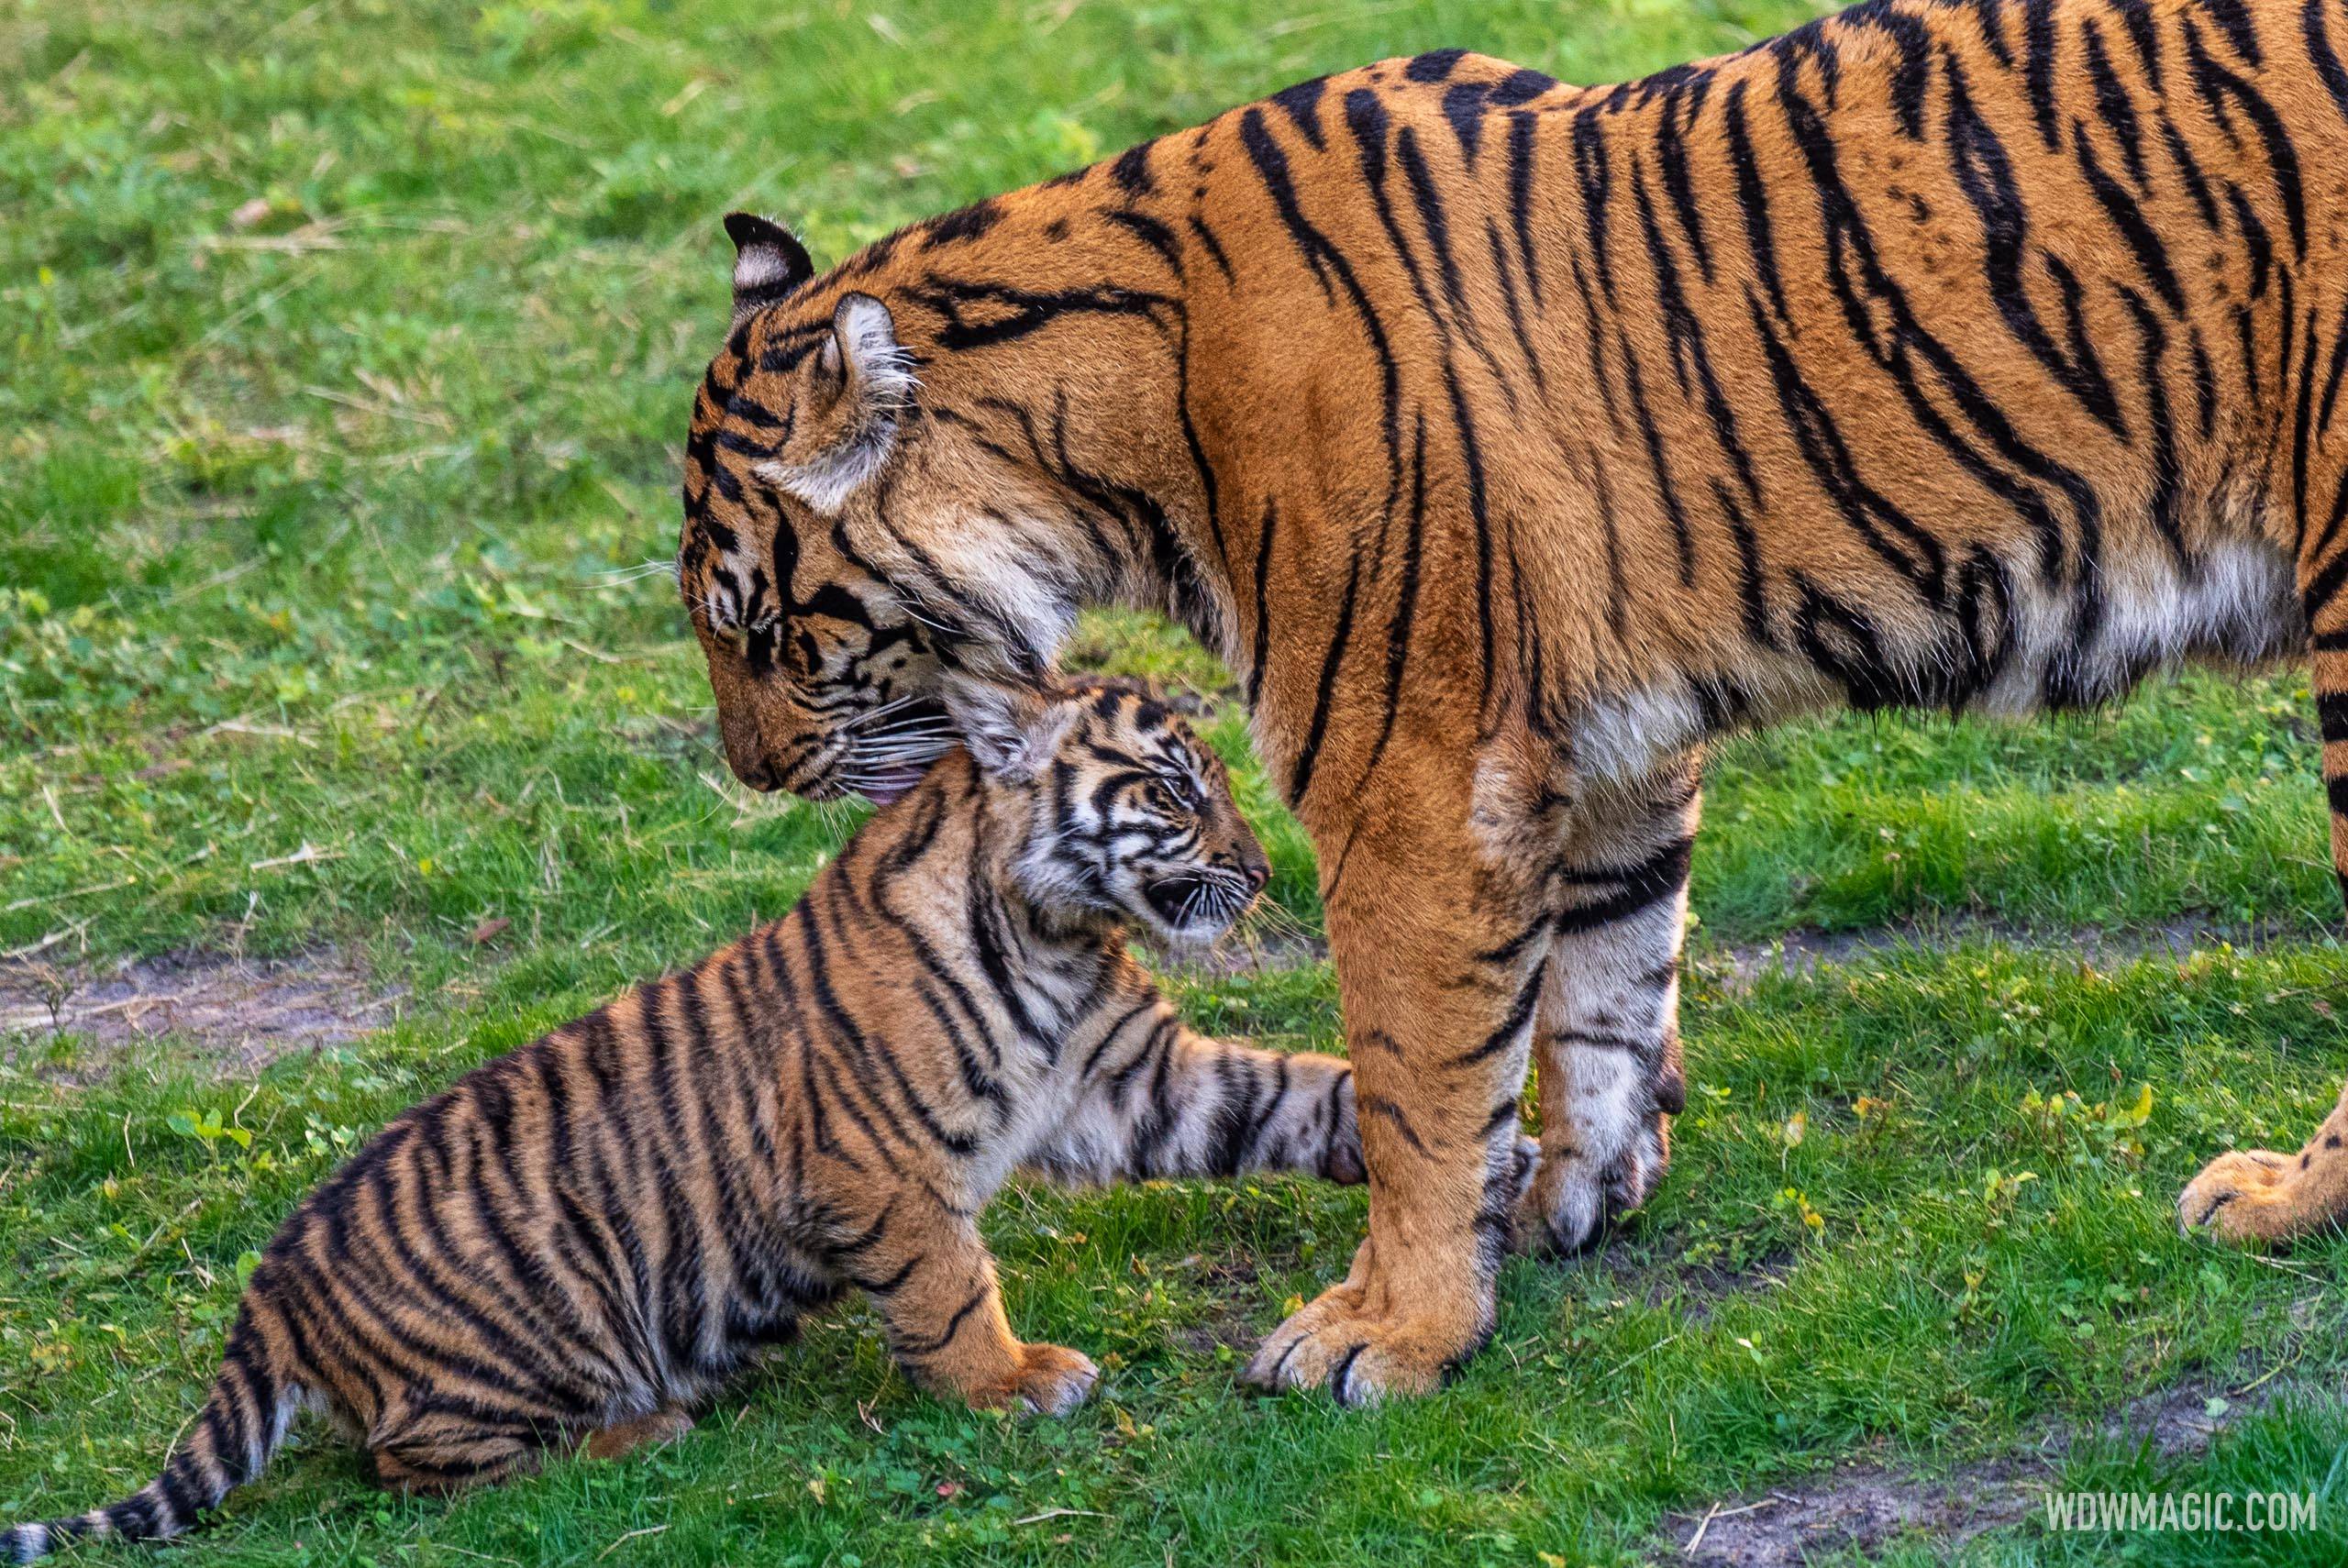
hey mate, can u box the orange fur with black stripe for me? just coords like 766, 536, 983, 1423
1, 682, 1377, 1560
681, 0, 2348, 1405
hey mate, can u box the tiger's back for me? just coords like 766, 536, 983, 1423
1347, 10, 2327, 767
1127, 4, 2340, 801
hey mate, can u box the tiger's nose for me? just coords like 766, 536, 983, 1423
735, 757, 781, 792
1242, 860, 1269, 893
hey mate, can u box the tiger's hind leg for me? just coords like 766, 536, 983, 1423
2179, 487, 2348, 1242
1514, 756, 1700, 1258
2181, 1065, 2348, 1242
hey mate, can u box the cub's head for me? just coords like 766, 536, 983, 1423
679, 211, 1199, 801
945, 677, 1268, 949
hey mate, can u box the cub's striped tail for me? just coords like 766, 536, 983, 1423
5, 1330, 292, 1562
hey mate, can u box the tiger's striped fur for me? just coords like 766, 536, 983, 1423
1, 681, 1374, 1560
681, 0, 2348, 1405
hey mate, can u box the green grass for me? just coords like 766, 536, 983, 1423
4, 1, 2346, 1563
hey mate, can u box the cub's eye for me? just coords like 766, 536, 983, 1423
1139, 779, 1182, 814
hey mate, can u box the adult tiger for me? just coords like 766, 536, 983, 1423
679, 0, 2348, 1405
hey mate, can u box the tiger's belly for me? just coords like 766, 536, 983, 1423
1565, 532, 2302, 785
1977, 534, 2304, 715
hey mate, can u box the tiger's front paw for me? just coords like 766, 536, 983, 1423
1002, 1342, 1100, 1416
1512, 1114, 1669, 1258
1241, 1269, 1490, 1408
2178, 1149, 2296, 1242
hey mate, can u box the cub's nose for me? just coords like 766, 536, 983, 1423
1242, 859, 1269, 893
734, 757, 781, 792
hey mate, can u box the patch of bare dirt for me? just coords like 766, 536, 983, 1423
1152, 1253, 1277, 1357
1584, 1240, 1800, 1324
1701, 915, 2307, 992
1176, 1310, 1259, 1357
1667, 1371, 2308, 1564
1675, 1459, 2041, 1565
2083, 1375, 2274, 1462
0, 949, 405, 1082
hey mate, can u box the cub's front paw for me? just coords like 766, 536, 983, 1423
1501, 1132, 1543, 1206
1003, 1342, 1100, 1416
1512, 1117, 1668, 1258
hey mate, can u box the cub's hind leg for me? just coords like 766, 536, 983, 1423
852, 1192, 1098, 1415
370, 1427, 539, 1496
376, 1404, 696, 1488
1514, 756, 1700, 1257
580, 1408, 695, 1462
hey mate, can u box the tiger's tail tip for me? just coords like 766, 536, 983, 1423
5, 1496, 192, 1562
4, 1353, 294, 1560
5, 1513, 94, 1564
4, 1519, 62, 1564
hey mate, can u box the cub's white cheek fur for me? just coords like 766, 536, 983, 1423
1014, 837, 1100, 913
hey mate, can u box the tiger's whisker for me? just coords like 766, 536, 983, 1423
836, 696, 931, 733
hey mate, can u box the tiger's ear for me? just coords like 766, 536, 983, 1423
943, 674, 1077, 783
756, 292, 915, 513
814, 293, 911, 407
724, 212, 814, 325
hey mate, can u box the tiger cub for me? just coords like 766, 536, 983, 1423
3, 679, 1386, 1560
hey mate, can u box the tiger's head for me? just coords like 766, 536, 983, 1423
678, 210, 1205, 802
946, 676, 1268, 950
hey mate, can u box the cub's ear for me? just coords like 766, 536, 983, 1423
724, 212, 814, 325
943, 674, 1078, 783
756, 292, 916, 513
